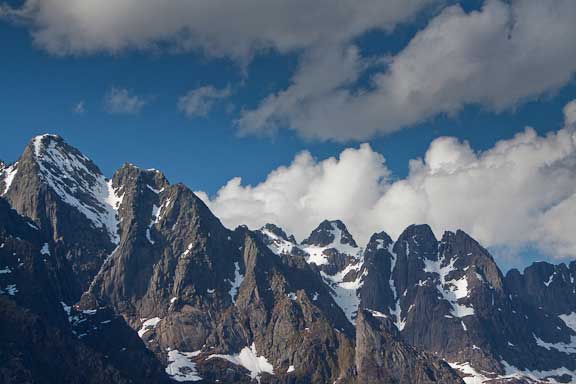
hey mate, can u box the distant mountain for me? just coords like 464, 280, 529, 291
1, 134, 575, 383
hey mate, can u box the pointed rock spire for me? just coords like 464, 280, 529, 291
302, 219, 358, 248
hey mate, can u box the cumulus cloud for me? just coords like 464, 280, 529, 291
198, 101, 576, 261
565, 100, 576, 126
104, 87, 149, 115
238, 0, 576, 141
178, 86, 231, 118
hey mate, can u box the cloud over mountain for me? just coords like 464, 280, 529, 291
199, 100, 576, 261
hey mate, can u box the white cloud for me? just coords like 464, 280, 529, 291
238, 0, 576, 141
199, 101, 576, 261
1, 0, 431, 59
178, 86, 231, 118
73, 100, 85, 114
6, 1, 576, 141
104, 87, 149, 115
564, 100, 576, 126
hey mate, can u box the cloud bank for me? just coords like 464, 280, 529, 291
238, 0, 576, 141
1, 0, 430, 59
198, 101, 576, 261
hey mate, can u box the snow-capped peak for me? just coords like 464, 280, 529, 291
300, 220, 361, 264
302, 219, 357, 247
258, 224, 298, 256
29, 134, 124, 244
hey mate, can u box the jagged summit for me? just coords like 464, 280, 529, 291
302, 219, 358, 248
260, 223, 296, 243
24, 134, 122, 243
2, 134, 576, 384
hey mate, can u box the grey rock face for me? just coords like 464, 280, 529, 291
355, 309, 464, 384
358, 231, 396, 317
89, 166, 358, 383
0, 197, 169, 384
505, 261, 576, 315
2, 135, 120, 299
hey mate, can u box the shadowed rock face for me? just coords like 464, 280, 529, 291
0, 197, 169, 384
355, 309, 464, 384
505, 261, 576, 315
358, 224, 576, 382
2, 135, 576, 384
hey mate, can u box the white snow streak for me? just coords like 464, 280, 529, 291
229, 262, 244, 303
165, 349, 203, 382
138, 317, 161, 338
209, 343, 273, 382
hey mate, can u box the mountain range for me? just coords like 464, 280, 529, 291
1, 134, 575, 383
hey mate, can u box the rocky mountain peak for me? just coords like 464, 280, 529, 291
13, 134, 123, 244
27, 134, 102, 178
439, 229, 504, 292
256, 223, 303, 256
394, 224, 438, 262
302, 219, 358, 248
1, 134, 125, 295
505, 260, 576, 315
260, 223, 295, 243
366, 231, 394, 252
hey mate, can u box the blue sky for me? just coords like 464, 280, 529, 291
1, 0, 576, 270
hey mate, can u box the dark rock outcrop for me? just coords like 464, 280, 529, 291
0, 196, 169, 384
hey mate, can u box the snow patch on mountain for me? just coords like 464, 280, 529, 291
208, 343, 274, 381
559, 312, 576, 333
533, 333, 576, 354
138, 317, 161, 337
260, 227, 295, 255
146, 205, 160, 244
388, 242, 406, 331
229, 262, 244, 303
424, 253, 475, 318
322, 263, 365, 324
1, 162, 18, 195
451, 359, 576, 384
448, 361, 490, 384
501, 360, 575, 383
1, 284, 18, 295
146, 184, 163, 194
166, 349, 203, 382
40, 243, 50, 256
301, 222, 361, 266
